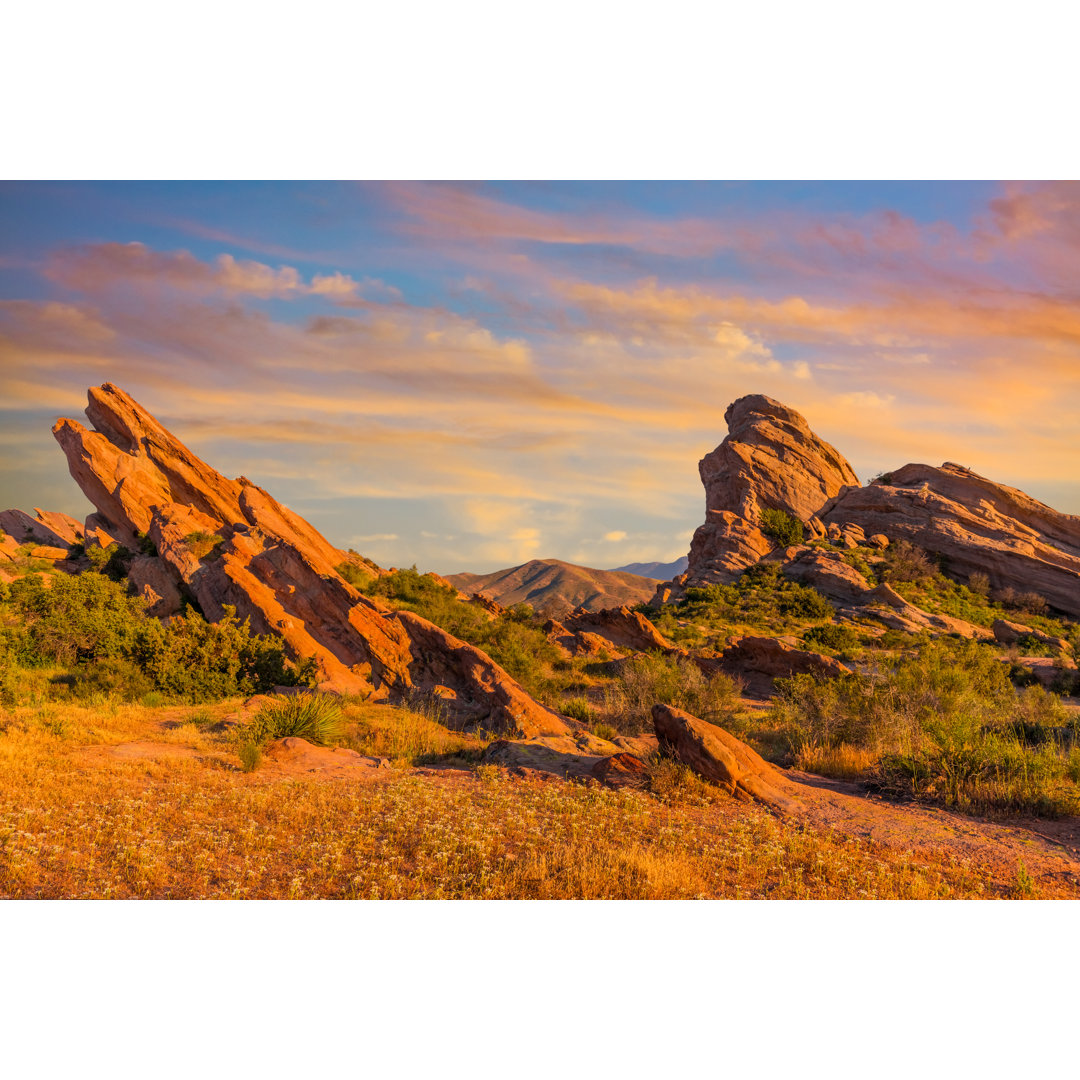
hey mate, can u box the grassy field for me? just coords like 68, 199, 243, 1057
1, 696, 1076, 899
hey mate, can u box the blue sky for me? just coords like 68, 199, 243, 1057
2, 181, 1077, 572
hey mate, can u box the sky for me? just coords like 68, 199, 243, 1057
1, 180, 1078, 574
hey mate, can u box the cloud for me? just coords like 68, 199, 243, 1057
44, 242, 389, 302
603, 530, 627, 542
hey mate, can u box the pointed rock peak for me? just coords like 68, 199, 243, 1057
702, 392, 859, 523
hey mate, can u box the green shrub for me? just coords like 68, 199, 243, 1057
238, 740, 263, 772
773, 639, 1080, 817
1, 573, 314, 704
880, 540, 935, 586
759, 508, 805, 547
244, 693, 344, 746
561, 696, 596, 723
184, 531, 224, 561
86, 542, 132, 579
336, 561, 373, 590
73, 657, 154, 700
803, 624, 860, 654
604, 653, 743, 736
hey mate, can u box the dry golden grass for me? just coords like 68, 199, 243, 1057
1, 698, 1073, 899
337, 699, 487, 766
794, 743, 879, 780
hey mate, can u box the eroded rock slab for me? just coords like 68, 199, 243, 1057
652, 703, 801, 812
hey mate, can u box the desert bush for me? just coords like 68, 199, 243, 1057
1, 573, 314, 704
759, 508, 805, 547
968, 572, 991, 597
603, 653, 743, 736
561, 696, 596, 723
244, 693, 344, 746
336, 561, 374, 590
72, 657, 154, 701
802, 623, 860, 654
184, 531, 224, 561
774, 640, 1080, 816
677, 563, 833, 634
238, 740, 263, 772
86, 542, 132, 580
880, 539, 935, 586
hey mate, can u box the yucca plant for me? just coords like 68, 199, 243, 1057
245, 693, 344, 746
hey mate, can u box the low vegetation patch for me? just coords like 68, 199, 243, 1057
243, 694, 345, 747
603, 652, 743, 736
774, 639, 1080, 816
759, 508, 805, 547
0, 572, 315, 704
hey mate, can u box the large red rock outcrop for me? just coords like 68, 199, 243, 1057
51, 384, 570, 737
658, 395, 859, 598
825, 463, 1080, 617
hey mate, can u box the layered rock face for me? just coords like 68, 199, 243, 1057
52, 384, 568, 737
824, 463, 1080, 617
662, 395, 859, 598
663, 394, 1080, 619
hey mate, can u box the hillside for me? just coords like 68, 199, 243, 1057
612, 556, 689, 579
446, 558, 659, 614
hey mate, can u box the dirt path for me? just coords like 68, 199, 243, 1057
782, 769, 1080, 889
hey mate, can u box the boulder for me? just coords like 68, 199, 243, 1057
563, 605, 670, 653
992, 618, 1071, 653
780, 547, 871, 605
652, 704, 801, 812
720, 635, 851, 683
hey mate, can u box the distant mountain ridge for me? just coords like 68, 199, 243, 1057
610, 556, 688, 580
446, 558, 660, 614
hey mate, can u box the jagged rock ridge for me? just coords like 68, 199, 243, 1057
50, 384, 570, 737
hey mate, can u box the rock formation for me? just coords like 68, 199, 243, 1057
659, 395, 859, 598
824, 463, 1080, 617
660, 394, 1080, 620
562, 605, 671, 653
51, 384, 570, 737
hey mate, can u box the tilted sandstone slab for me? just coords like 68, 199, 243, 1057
991, 618, 1070, 653
720, 636, 851, 689
52, 384, 570, 737
825, 463, 1080, 617
652, 703, 801, 812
